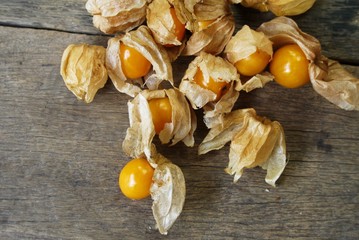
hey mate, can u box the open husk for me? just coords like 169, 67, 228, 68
235, 0, 316, 16
106, 26, 173, 97
85, 0, 149, 34
199, 108, 287, 186
150, 152, 186, 235
258, 16, 359, 111
122, 88, 196, 160
147, 0, 185, 47
146, 0, 188, 61
224, 25, 274, 91
182, 1, 235, 56
60, 44, 108, 103
179, 52, 240, 128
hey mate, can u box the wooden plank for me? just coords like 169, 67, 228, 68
0, 0, 358, 63
0, 0, 94, 34
233, 0, 359, 64
1, 24, 358, 239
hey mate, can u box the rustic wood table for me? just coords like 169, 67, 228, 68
1, 1, 358, 239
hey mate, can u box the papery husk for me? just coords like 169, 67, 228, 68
147, 0, 185, 47
309, 56, 359, 111
237, 0, 316, 16
106, 26, 173, 97
185, 0, 231, 22
268, 0, 316, 16
60, 44, 108, 103
203, 83, 239, 128
258, 16, 359, 111
85, 0, 148, 34
170, 0, 193, 24
122, 88, 196, 160
224, 25, 273, 65
228, 0, 242, 4
257, 16, 321, 57
199, 108, 287, 186
147, 0, 188, 61
235, 72, 274, 92
182, 0, 234, 56
239, 0, 270, 12
179, 52, 240, 127
150, 152, 186, 235
164, 40, 188, 62
182, 14, 235, 56
224, 25, 274, 90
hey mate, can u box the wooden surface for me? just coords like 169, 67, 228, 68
1, 0, 358, 239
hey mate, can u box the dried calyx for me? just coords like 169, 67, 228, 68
60, 44, 108, 103
85, 0, 149, 34
234, 0, 316, 16
199, 108, 287, 187
147, 0, 186, 47
150, 152, 186, 235
182, 0, 235, 56
146, 0, 188, 61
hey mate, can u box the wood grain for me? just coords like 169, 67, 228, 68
1, 1, 359, 239
0, 0, 358, 62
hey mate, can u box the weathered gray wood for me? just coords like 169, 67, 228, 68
0, 0, 94, 34
1, 23, 358, 239
0, 0, 358, 62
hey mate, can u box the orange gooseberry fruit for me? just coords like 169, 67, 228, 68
169, 7, 186, 43
193, 68, 230, 102
234, 49, 271, 77
197, 19, 215, 31
148, 97, 173, 134
269, 44, 310, 88
119, 43, 152, 79
119, 158, 154, 200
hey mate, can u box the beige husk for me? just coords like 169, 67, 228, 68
85, 0, 149, 34
60, 44, 108, 103
202, 82, 240, 128
182, 0, 234, 56
236, 0, 316, 16
164, 39, 187, 62
309, 57, 359, 110
106, 26, 173, 97
268, 0, 316, 16
122, 88, 196, 160
235, 72, 274, 92
179, 53, 240, 127
238, 0, 269, 12
258, 16, 359, 111
182, 15, 235, 56
224, 25, 274, 90
146, 0, 188, 61
198, 108, 287, 186
150, 152, 186, 235
228, 0, 242, 4
147, 0, 184, 47
185, 0, 231, 22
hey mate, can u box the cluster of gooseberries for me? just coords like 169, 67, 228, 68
236, 44, 310, 88
118, 8, 310, 200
